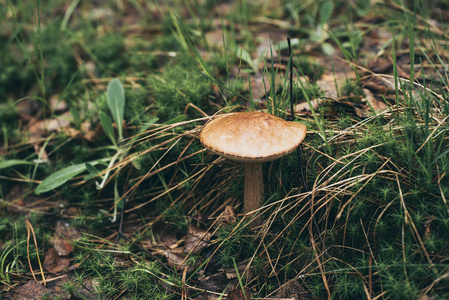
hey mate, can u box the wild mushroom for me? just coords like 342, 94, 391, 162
199, 112, 307, 221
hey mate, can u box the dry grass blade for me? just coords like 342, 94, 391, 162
415, 114, 449, 153
125, 164, 213, 213
336, 158, 391, 220
26, 219, 46, 285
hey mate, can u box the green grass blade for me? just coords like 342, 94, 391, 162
0, 160, 34, 170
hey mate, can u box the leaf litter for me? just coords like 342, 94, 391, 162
3, 0, 449, 299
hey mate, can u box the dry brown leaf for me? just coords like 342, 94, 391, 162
81, 121, 98, 142
184, 225, 211, 254
317, 73, 354, 99
49, 94, 67, 113
316, 51, 356, 99
419, 295, 434, 300
256, 37, 279, 62
249, 72, 273, 101
246, 71, 282, 102
223, 262, 248, 280
11, 280, 50, 300
49, 220, 82, 256
27, 111, 72, 142
217, 205, 237, 225
163, 249, 192, 272
354, 107, 369, 118
196, 272, 230, 298
5, 185, 52, 215
274, 279, 310, 299
43, 247, 71, 274
17, 99, 41, 120
363, 88, 389, 113
141, 221, 183, 251
294, 99, 332, 113
53, 277, 99, 300
336, 99, 368, 118
368, 56, 392, 73
205, 30, 227, 48
227, 287, 251, 300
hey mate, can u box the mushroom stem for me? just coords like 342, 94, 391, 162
244, 162, 264, 221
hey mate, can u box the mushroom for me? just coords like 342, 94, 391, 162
199, 112, 307, 222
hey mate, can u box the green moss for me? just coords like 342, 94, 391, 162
147, 64, 212, 121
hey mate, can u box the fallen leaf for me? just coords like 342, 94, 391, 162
142, 221, 180, 249
223, 262, 248, 280
11, 280, 50, 300
246, 71, 285, 102
49, 220, 82, 256
228, 287, 251, 300
362, 88, 389, 113
248, 72, 273, 102
184, 225, 211, 254
217, 205, 237, 225
65, 206, 81, 216
362, 81, 393, 95
81, 121, 99, 142
294, 98, 332, 113
43, 247, 71, 274
212, 2, 234, 16
163, 249, 192, 272
49, 94, 67, 113
274, 279, 310, 299
368, 56, 392, 73
17, 99, 41, 120
5, 185, 53, 215
205, 30, 227, 48
256, 36, 280, 62
55, 277, 99, 300
196, 272, 231, 298
27, 111, 73, 142
337, 99, 368, 118
317, 73, 354, 99
316, 51, 356, 99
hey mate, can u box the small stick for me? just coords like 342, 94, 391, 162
288, 37, 294, 121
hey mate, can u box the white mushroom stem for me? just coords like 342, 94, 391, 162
244, 162, 264, 218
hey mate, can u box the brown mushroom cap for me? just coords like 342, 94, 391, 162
199, 112, 307, 162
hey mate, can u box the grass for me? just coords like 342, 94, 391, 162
1, 0, 449, 299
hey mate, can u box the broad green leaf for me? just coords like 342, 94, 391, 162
85, 162, 100, 175
319, 1, 334, 25
106, 78, 125, 141
83, 162, 101, 180
99, 111, 116, 145
0, 160, 34, 170
35, 160, 102, 194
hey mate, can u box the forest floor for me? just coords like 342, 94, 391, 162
1, 0, 449, 299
